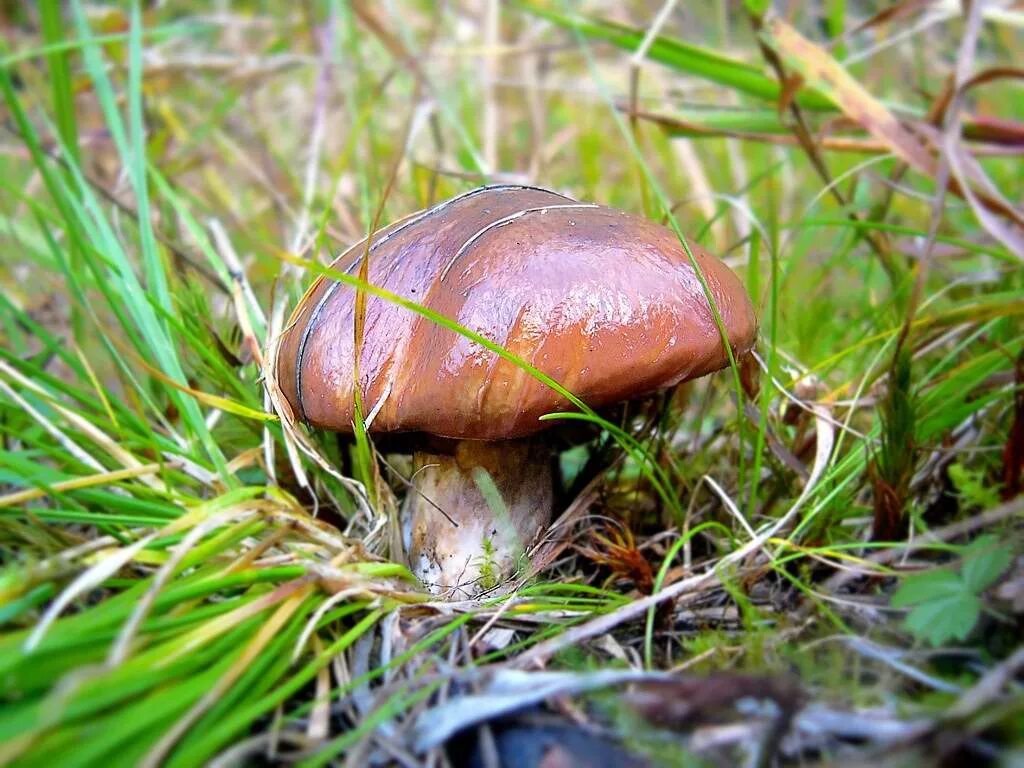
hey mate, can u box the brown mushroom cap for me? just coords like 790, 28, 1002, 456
276, 185, 757, 440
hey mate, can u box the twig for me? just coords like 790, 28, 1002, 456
946, 646, 1024, 720
897, 0, 982, 352
627, 106, 1024, 157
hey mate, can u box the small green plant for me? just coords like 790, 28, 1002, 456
871, 348, 917, 541
891, 535, 1013, 646
948, 462, 1002, 511
476, 537, 499, 590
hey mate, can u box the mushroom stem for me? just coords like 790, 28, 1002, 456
403, 438, 553, 598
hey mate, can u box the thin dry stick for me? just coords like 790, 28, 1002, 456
946, 646, 1024, 720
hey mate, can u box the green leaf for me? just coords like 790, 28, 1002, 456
891, 535, 1012, 647
891, 568, 964, 607
903, 593, 980, 647
743, 0, 772, 16
961, 535, 1013, 594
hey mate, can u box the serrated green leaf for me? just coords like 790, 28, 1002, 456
961, 535, 1013, 594
891, 569, 965, 607
903, 593, 980, 647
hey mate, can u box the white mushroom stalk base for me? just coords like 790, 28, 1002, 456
402, 439, 553, 598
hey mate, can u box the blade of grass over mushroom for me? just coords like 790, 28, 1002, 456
555, 19, 751, 489
349, 98, 421, 505
276, 251, 594, 418
272, 191, 741, 593
539, 412, 684, 520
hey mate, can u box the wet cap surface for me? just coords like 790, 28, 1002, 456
276, 185, 757, 439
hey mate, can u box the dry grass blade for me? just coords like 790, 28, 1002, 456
24, 532, 158, 651
0, 374, 105, 475
0, 463, 167, 509
107, 510, 256, 667
765, 16, 933, 171
0, 359, 167, 491
140, 582, 314, 768
765, 13, 1024, 247
263, 328, 373, 520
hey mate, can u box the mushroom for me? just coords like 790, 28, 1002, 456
274, 185, 756, 598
